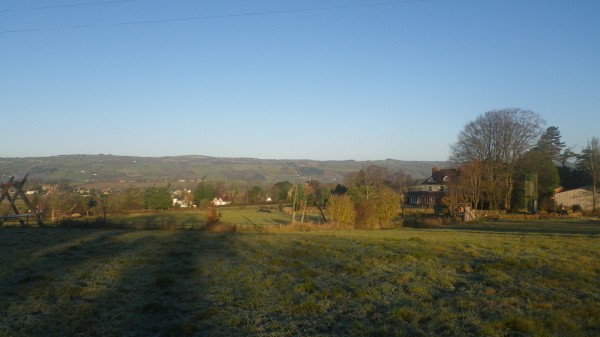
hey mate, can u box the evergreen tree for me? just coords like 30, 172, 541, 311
535, 126, 566, 164
194, 182, 215, 205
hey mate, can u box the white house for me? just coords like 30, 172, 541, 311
173, 198, 192, 208
212, 197, 231, 206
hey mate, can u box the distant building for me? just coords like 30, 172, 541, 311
212, 197, 231, 206
553, 186, 599, 211
405, 167, 458, 207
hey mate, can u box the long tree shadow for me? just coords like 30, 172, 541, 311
0, 228, 143, 336
98, 231, 236, 336
0, 228, 237, 337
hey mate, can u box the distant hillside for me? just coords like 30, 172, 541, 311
0, 155, 450, 185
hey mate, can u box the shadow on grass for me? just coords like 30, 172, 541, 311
241, 215, 262, 229
0, 228, 237, 337
432, 219, 600, 236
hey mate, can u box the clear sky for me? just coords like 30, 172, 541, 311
1, 0, 599, 161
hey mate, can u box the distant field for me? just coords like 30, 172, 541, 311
45, 208, 323, 230
1, 222, 599, 336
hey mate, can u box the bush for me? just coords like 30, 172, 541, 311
571, 204, 582, 212
416, 216, 444, 227
353, 187, 401, 229
205, 206, 221, 225
327, 194, 356, 225
205, 223, 236, 232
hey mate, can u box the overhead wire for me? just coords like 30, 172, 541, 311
0, 0, 427, 34
0, 0, 142, 13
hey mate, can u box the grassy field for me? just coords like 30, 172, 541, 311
1, 221, 599, 336
52, 208, 324, 230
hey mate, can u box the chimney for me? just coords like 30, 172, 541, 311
432, 166, 439, 174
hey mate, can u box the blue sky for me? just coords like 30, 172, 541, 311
1, 0, 599, 161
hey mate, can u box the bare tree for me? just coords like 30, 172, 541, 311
450, 108, 544, 210
443, 162, 483, 211
577, 137, 600, 212
346, 165, 387, 202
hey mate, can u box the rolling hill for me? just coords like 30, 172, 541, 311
0, 155, 449, 186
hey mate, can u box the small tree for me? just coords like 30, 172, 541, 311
99, 192, 109, 221
86, 197, 98, 217
205, 205, 221, 226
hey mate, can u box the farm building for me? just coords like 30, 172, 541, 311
553, 186, 599, 211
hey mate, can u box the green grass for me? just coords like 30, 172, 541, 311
73, 208, 321, 230
1, 222, 599, 336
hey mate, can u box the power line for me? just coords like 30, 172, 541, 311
0, 0, 427, 34
0, 0, 142, 13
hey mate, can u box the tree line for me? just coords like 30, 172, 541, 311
6, 108, 598, 222
449, 108, 600, 212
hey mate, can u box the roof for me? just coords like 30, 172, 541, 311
555, 186, 597, 194
423, 168, 458, 185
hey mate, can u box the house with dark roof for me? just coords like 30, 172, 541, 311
405, 167, 458, 207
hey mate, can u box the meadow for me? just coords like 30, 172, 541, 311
0, 220, 599, 336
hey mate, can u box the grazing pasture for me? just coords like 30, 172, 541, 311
0, 221, 599, 336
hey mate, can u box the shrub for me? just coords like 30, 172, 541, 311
417, 216, 444, 227
205, 205, 221, 225
205, 223, 236, 232
353, 187, 400, 229
374, 187, 401, 229
327, 194, 356, 225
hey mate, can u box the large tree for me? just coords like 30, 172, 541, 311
577, 137, 600, 211
194, 182, 215, 206
450, 108, 545, 210
513, 149, 560, 211
270, 181, 293, 202
143, 186, 171, 210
